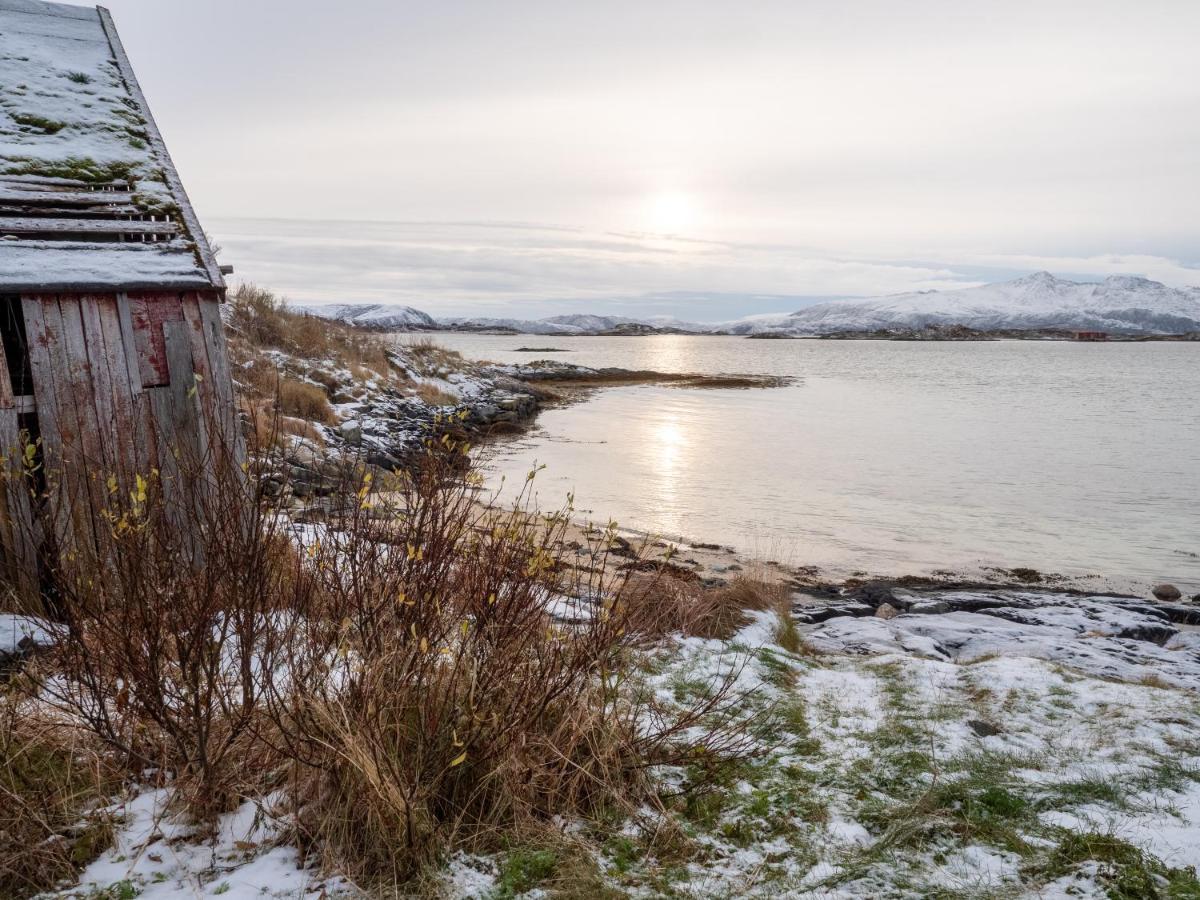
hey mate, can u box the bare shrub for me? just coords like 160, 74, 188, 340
30, 442, 307, 818
263, 449, 761, 886
8, 423, 763, 885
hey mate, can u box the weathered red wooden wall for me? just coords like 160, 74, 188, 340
0, 290, 243, 585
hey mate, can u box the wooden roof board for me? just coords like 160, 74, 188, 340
0, 216, 178, 235
0, 0, 98, 20
0, 0, 222, 292
0, 241, 216, 292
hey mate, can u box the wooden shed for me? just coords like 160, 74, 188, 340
0, 0, 242, 588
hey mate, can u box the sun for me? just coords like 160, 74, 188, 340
642, 191, 698, 234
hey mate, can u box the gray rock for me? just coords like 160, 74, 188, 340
968, 719, 1002, 737
339, 420, 364, 445
876, 602, 900, 620
909, 600, 952, 615
793, 602, 876, 624
850, 581, 898, 607
1152, 584, 1183, 602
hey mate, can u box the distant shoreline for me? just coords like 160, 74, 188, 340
420, 326, 1200, 342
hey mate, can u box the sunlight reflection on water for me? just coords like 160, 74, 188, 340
435, 334, 1200, 590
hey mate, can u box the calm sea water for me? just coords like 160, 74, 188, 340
430, 334, 1200, 591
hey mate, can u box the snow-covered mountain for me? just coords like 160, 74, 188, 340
439, 313, 708, 334
301, 303, 437, 331
722, 273, 1200, 336
301, 274, 1200, 336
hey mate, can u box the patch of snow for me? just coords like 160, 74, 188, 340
55, 788, 350, 899
0, 612, 51, 655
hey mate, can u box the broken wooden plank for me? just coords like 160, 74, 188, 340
78, 298, 119, 472
114, 294, 144, 395
23, 297, 77, 562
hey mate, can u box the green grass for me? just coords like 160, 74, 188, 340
495, 848, 558, 897
1032, 830, 1200, 899
11, 112, 66, 134
2, 155, 136, 185
67, 71, 93, 84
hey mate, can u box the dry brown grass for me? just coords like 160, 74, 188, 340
278, 416, 326, 446
277, 378, 335, 424
413, 382, 460, 407
620, 573, 788, 642
225, 285, 403, 404
0, 699, 118, 897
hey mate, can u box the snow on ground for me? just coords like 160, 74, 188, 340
36, 592, 1200, 898
0, 612, 50, 656
805, 590, 1200, 687
48, 789, 350, 900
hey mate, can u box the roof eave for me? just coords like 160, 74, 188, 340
96, 6, 225, 291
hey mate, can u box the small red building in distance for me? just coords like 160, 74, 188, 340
0, 0, 242, 587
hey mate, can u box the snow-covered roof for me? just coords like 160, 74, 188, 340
0, 0, 223, 292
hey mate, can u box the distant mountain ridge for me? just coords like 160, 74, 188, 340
438, 313, 710, 334
301, 303, 437, 330
726, 273, 1200, 336
303, 273, 1200, 336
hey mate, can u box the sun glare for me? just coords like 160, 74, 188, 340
643, 191, 698, 234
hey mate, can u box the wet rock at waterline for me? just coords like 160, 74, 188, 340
799, 590, 1200, 688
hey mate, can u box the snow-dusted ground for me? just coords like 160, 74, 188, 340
433, 594, 1200, 898
35, 592, 1200, 898
47, 790, 351, 900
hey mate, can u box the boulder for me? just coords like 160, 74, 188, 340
908, 600, 952, 615
1152, 584, 1183, 602
849, 581, 898, 607
339, 420, 364, 445
875, 602, 900, 620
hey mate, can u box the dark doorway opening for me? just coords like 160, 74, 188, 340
0, 296, 34, 398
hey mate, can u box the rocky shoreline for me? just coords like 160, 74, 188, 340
262, 349, 787, 507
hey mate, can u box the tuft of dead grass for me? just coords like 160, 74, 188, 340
413, 382, 460, 407
225, 285, 403, 406
621, 574, 789, 642
277, 378, 335, 424
0, 698, 118, 897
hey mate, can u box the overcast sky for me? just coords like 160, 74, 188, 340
100, 0, 1200, 318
